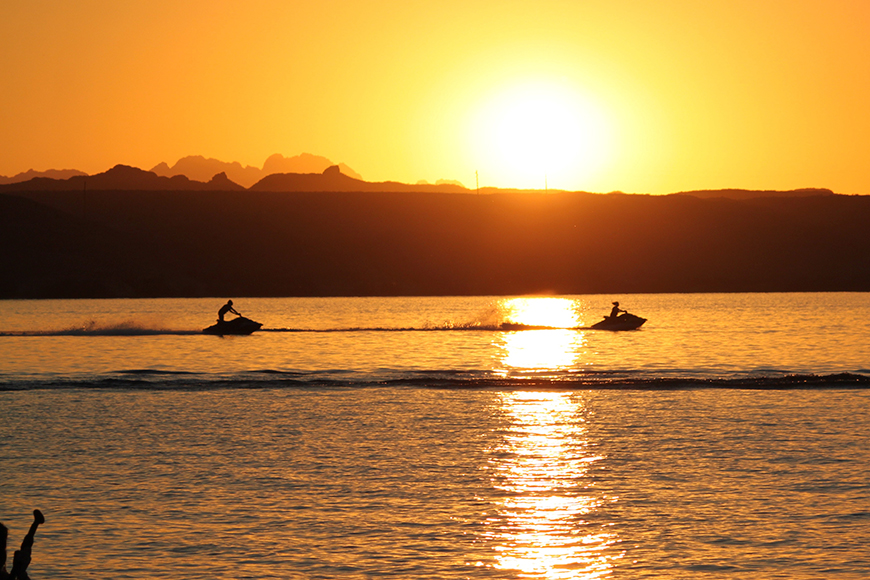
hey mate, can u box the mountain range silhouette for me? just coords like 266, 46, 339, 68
150, 153, 364, 188
0, 168, 87, 184
0, 153, 365, 189
2, 152, 862, 299
0, 164, 245, 192
0, 163, 475, 194
0, 160, 837, 199
1, 168, 865, 298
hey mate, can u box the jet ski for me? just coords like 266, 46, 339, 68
203, 316, 263, 336
590, 312, 646, 331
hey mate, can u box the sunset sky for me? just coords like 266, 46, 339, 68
2, 0, 868, 193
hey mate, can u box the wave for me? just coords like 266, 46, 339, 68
1, 322, 597, 337
1, 328, 202, 337
386, 371, 870, 390
254, 322, 591, 332
2, 370, 868, 392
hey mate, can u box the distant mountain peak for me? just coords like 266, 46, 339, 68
206, 172, 245, 191
150, 161, 171, 174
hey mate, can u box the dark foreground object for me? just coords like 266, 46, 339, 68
590, 312, 647, 331
203, 316, 263, 335
1, 509, 44, 580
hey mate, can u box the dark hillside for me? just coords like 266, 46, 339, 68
0, 194, 199, 297
3, 189, 869, 298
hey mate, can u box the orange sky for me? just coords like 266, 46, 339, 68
2, 0, 869, 193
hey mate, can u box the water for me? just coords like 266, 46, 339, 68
2, 293, 869, 387
1, 293, 869, 578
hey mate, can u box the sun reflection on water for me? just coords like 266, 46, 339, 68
501, 329, 586, 371
484, 392, 622, 579
496, 298, 590, 374
502, 297, 580, 329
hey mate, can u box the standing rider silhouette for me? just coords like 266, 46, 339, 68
218, 300, 241, 322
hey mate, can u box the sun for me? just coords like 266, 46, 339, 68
468, 80, 614, 190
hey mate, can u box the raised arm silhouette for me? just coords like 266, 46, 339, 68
1, 509, 44, 580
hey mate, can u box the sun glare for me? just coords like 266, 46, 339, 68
495, 298, 587, 372
504, 297, 579, 329
468, 81, 614, 190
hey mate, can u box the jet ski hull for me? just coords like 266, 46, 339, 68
590, 313, 646, 331
203, 316, 263, 335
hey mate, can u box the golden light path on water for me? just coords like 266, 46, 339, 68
482, 298, 623, 578
484, 392, 623, 578
496, 297, 589, 373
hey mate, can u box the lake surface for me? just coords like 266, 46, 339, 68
1, 293, 869, 578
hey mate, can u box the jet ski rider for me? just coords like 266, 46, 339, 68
218, 299, 241, 322
610, 301, 626, 319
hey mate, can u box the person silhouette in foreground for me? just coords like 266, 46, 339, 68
609, 301, 626, 319
218, 299, 241, 322
0, 509, 44, 580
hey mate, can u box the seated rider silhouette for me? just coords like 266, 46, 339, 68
218, 300, 241, 322
610, 301, 626, 319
